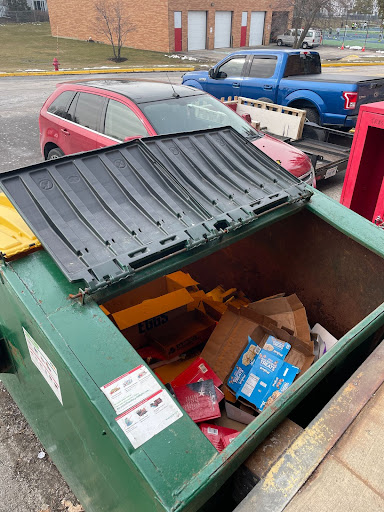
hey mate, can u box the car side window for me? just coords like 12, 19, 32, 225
104, 99, 149, 140
218, 57, 246, 78
47, 91, 76, 118
72, 92, 105, 131
284, 30, 291, 36
249, 56, 277, 78
66, 93, 78, 122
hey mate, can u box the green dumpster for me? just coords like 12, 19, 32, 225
0, 128, 383, 512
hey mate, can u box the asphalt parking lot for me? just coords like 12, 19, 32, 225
0, 62, 382, 510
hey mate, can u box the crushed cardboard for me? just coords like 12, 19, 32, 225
225, 401, 255, 425
201, 305, 277, 383
249, 294, 311, 343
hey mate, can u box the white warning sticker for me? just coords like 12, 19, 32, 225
23, 328, 63, 405
115, 389, 183, 449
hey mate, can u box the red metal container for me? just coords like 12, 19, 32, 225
341, 101, 384, 223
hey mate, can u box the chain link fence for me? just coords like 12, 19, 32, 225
0, 10, 49, 23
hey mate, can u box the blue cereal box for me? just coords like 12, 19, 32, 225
259, 362, 300, 411
262, 335, 291, 359
227, 337, 261, 395
237, 349, 284, 407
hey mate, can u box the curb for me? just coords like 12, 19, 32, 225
0, 67, 195, 78
322, 61, 384, 67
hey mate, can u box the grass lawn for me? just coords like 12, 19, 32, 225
0, 23, 192, 72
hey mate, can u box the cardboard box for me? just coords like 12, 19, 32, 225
200, 305, 277, 383
237, 349, 285, 406
227, 338, 261, 396
249, 294, 311, 343
148, 309, 216, 358
100, 272, 199, 349
249, 325, 314, 376
225, 401, 255, 425
171, 357, 222, 388
238, 357, 300, 411
227, 335, 291, 396
155, 356, 199, 384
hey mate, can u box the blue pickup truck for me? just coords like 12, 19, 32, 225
182, 50, 384, 127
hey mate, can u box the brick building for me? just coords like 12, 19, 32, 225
46, 0, 293, 53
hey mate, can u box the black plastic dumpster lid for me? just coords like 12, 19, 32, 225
0, 127, 311, 292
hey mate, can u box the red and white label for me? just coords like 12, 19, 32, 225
116, 389, 183, 449
101, 365, 161, 415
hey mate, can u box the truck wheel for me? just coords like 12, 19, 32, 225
302, 42, 309, 49
47, 148, 64, 160
277, 39, 283, 46
305, 107, 320, 125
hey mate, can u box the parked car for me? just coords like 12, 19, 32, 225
182, 50, 384, 127
277, 29, 322, 48
39, 80, 315, 185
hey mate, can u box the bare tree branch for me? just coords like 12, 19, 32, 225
292, 0, 332, 47
94, 0, 135, 61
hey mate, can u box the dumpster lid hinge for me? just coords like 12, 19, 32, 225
68, 288, 89, 305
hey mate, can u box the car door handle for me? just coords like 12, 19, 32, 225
232, 82, 240, 88
61, 128, 70, 135
263, 85, 273, 90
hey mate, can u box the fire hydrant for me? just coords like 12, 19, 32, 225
52, 57, 60, 72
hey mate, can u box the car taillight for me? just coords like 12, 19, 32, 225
343, 91, 358, 110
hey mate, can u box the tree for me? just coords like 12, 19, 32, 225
352, 0, 374, 14
5, 0, 30, 10
378, 0, 384, 20
94, 0, 135, 62
292, 0, 332, 48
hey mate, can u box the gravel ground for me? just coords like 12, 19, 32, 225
0, 382, 82, 512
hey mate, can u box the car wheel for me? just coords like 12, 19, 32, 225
277, 39, 283, 46
302, 42, 309, 49
305, 107, 320, 125
47, 148, 65, 160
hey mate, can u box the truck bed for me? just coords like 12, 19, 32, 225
291, 138, 351, 180
284, 73, 384, 84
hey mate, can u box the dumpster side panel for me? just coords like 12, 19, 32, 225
0, 266, 190, 512
0, 256, 218, 512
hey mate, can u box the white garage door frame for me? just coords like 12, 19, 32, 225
214, 11, 232, 48
249, 11, 266, 46
188, 11, 207, 50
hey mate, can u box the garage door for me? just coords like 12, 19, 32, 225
214, 11, 232, 48
188, 11, 207, 50
249, 11, 265, 46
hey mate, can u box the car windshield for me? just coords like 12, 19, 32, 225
139, 94, 260, 139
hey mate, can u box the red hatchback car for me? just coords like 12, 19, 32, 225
39, 80, 315, 185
